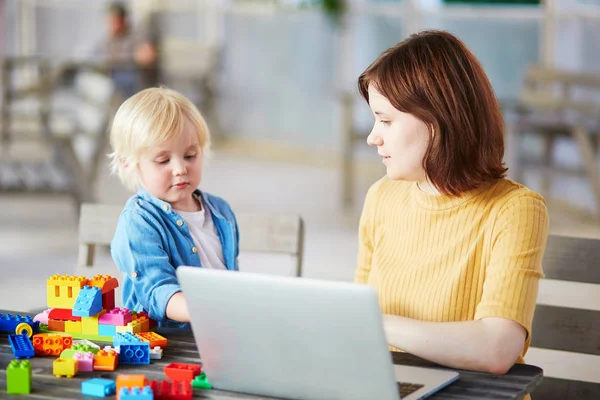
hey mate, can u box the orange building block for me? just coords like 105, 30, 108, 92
53, 358, 78, 378
136, 332, 167, 349
32, 333, 73, 356
47, 319, 65, 332
89, 274, 119, 293
116, 374, 149, 400
93, 349, 119, 371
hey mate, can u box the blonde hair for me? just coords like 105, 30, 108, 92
109, 87, 211, 191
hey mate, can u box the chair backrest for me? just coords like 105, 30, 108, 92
78, 203, 305, 277
530, 234, 600, 398
520, 65, 600, 117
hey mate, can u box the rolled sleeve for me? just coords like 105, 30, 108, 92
112, 209, 181, 321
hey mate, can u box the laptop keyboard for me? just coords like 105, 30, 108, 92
398, 382, 425, 398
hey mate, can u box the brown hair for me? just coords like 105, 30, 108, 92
358, 30, 507, 196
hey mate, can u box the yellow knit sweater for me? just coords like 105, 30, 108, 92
355, 177, 549, 363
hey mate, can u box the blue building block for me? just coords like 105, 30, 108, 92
81, 378, 116, 397
119, 386, 154, 399
72, 286, 103, 317
113, 332, 141, 346
98, 324, 116, 337
8, 333, 35, 359
119, 342, 150, 365
0, 313, 39, 336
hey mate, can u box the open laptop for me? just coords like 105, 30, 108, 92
177, 267, 459, 400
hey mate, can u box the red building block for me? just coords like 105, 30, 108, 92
48, 308, 81, 322
102, 290, 115, 311
163, 363, 201, 382
150, 380, 192, 400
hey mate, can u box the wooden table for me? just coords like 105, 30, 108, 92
0, 310, 543, 399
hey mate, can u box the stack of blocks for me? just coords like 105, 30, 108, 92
41, 274, 157, 342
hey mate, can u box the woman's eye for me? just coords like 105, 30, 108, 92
380, 120, 390, 126
185, 154, 197, 160
156, 159, 169, 165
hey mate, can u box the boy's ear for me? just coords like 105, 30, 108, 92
120, 157, 129, 169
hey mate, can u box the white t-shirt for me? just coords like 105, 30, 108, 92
175, 202, 226, 270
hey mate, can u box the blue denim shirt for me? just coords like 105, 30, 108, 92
111, 188, 239, 322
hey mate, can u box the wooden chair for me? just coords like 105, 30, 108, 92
508, 65, 600, 216
78, 203, 305, 277
529, 234, 600, 399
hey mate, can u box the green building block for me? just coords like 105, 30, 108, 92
192, 373, 212, 389
60, 343, 100, 358
7, 359, 32, 394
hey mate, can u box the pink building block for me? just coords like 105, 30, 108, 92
73, 352, 94, 372
98, 308, 132, 326
33, 309, 52, 325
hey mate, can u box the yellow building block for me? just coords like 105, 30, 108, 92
65, 320, 82, 334
53, 358, 78, 378
115, 324, 133, 334
81, 310, 106, 335
47, 275, 88, 309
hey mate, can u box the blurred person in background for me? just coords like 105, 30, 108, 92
94, 1, 159, 97
355, 30, 549, 380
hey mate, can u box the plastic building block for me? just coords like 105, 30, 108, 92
150, 380, 192, 400
103, 290, 116, 311
120, 343, 150, 365
33, 308, 52, 325
32, 333, 73, 356
65, 320, 82, 333
73, 351, 95, 372
99, 323, 117, 336
48, 319, 65, 332
81, 378, 116, 397
48, 308, 82, 321
53, 357, 78, 378
6, 360, 32, 394
114, 332, 143, 346
40, 324, 114, 342
0, 313, 40, 337
116, 324, 134, 334
73, 286, 103, 317
99, 308, 132, 326
8, 333, 35, 359
149, 346, 163, 360
119, 386, 154, 400
163, 363, 201, 382
73, 338, 101, 350
94, 349, 119, 371
116, 375, 149, 400
61, 343, 100, 358
89, 274, 119, 293
47, 274, 88, 309
82, 311, 106, 335
191, 373, 212, 390
136, 332, 167, 348
103, 345, 120, 353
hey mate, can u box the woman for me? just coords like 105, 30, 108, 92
355, 30, 549, 375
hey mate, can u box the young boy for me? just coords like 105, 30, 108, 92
109, 87, 239, 324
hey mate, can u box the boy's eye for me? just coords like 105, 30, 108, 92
155, 159, 169, 165
184, 154, 197, 160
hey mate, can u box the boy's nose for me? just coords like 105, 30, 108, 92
172, 159, 187, 176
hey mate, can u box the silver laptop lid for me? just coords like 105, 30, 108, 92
177, 267, 400, 400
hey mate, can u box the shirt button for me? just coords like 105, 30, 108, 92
162, 205, 169, 211
131, 272, 138, 278
192, 247, 198, 253
177, 220, 183, 227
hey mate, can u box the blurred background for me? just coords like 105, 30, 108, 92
1, 0, 600, 387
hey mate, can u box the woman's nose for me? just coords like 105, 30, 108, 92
367, 129, 383, 146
